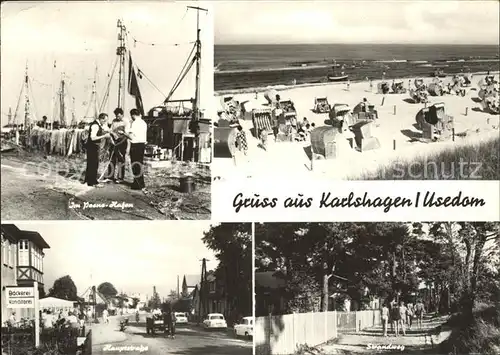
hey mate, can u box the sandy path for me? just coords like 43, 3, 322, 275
213, 75, 499, 180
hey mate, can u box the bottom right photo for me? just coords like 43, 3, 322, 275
254, 222, 500, 355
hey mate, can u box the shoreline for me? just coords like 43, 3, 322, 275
214, 58, 500, 74
215, 70, 500, 96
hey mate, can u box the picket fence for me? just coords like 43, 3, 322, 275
255, 310, 381, 355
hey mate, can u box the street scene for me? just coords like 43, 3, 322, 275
254, 222, 500, 355
1, 222, 252, 354
1, 1, 213, 220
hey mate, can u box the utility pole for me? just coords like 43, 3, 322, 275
177, 275, 180, 299
116, 19, 127, 110
198, 258, 208, 323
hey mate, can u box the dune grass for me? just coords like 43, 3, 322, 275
359, 137, 500, 180
441, 305, 500, 355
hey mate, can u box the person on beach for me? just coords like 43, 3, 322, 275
415, 300, 425, 328
126, 109, 148, 192
381, 303, 389, 337
84, 113, 110, 187
233, 124, 248, 167
259, 128, 269, 150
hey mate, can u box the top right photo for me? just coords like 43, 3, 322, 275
213, 1, 499, 181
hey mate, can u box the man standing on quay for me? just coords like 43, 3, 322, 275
105, 108, 128, 183
127, 108, 147, 192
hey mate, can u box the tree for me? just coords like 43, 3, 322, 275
97, 282, 118, 299
48, 275, 78, 301
203, 223, 252, 323
148, 291, 161, 310
167, 289, 179, 302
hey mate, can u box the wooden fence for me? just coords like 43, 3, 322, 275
255, 310, 381, 355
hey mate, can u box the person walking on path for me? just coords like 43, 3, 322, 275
398, 301, 407, 336
406, 302, 414, 329
381, 303, 389, 337
415, 300, 425, 329
390, 302, 401, 336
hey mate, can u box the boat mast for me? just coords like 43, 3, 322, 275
116, 19, 127, 110
7, 107, 12, 126
60, 73, 66, 126
93, 65, 99, 118
71, 97, 76, 126
24, 62, 30, 131
188, 6, 208, 122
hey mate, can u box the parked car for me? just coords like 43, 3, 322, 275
203, 313, 227, 329
175, 312, 188, 324
234, 316, 253, 338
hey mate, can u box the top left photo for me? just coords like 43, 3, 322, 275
1, 1, 214, 220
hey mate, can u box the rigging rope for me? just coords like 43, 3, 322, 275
137, 68, 167, 99
99, 56, 119, 113
164, 42, 197, 103
167, 56, 196, 104
27, 78, 39, 123
127, 30, 195, 48
13, 81, 24, 124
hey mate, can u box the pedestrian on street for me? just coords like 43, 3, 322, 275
102, 309, 109, 324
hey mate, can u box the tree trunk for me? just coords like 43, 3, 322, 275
322, 273, 329, 312
469, 235, 487, 313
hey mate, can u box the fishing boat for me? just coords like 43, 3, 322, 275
327, 61, 348, 82
431, 69, 447, 78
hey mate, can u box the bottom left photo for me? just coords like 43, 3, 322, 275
1, 222, 253, 355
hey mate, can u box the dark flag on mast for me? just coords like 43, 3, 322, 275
128, 53, 144, 116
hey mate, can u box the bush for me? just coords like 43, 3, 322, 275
441, 305, 500, 355
359, 137, 500, 180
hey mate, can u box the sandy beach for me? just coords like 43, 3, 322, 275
213, 74, 499, 180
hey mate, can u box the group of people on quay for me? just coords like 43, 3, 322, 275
83, 107, 147, 192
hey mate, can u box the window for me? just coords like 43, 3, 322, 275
8, 243, 12, 266
2, 235, 7, 266
18, 240, 29, 266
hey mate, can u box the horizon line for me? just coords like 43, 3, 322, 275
215, 42, 500, 46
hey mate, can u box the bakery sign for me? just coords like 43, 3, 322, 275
5, 286, 35, 308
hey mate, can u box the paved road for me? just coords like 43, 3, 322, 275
92, 314, 252, 355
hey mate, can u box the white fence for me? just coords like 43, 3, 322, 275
255, 310, 381, 355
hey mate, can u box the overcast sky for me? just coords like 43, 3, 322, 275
215, 1, 500, 45
15, 222, 219, 300
1, 1, 214, 126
